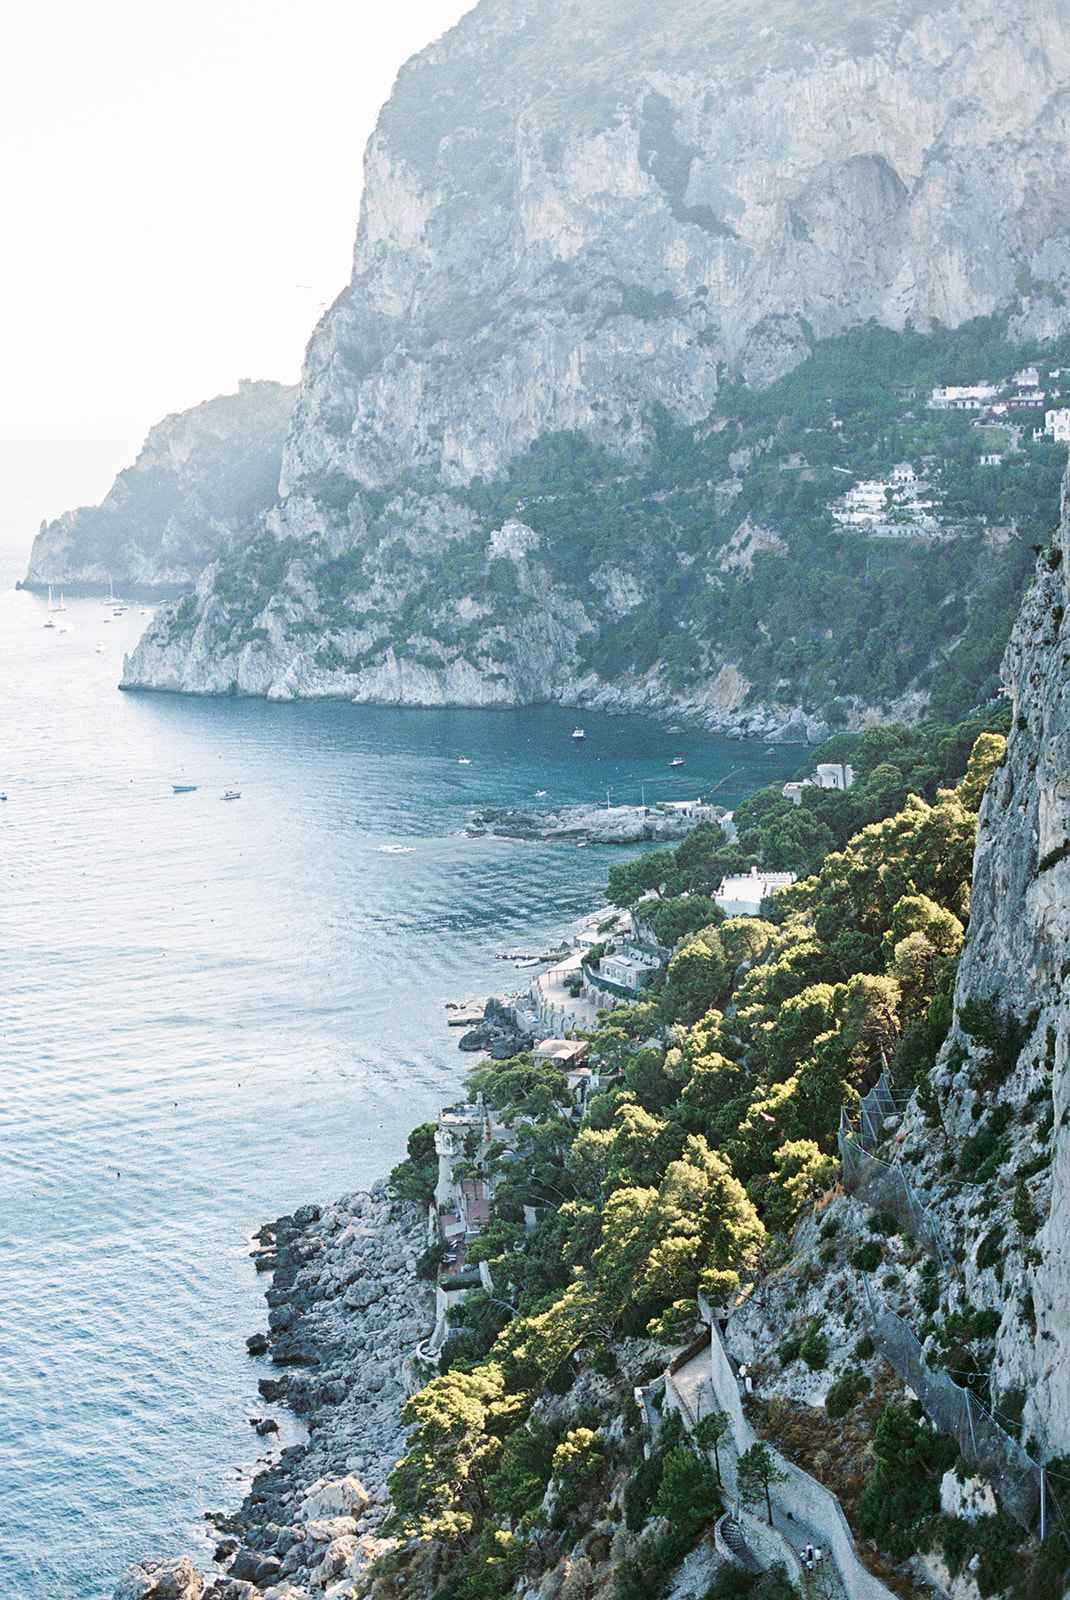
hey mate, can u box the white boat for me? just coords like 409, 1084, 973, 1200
379, 844, 415, 855
457, 757, 472, 765
43, 585, 57, 627
172, 783, 198, 794
43, 615, 56, 629
222, 789, 241, 801
535, 789, 548, 798
95, 643, 105, 653
571, 728, 586, 741
56, 592, 67, 612
670, 756, 685, 768
56, 622, 73, 634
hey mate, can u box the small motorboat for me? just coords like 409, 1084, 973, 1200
535, 789, 548, 798
379, 844, 414, 855
222, 789, 241, 801
571, 728, 586, 741
0, 792, 7, 802
576, 841, 588, 848
95, 643, 106, 654
670, 756, 685, 768
43, 615, 56, 629
457, 757, 472, 765
172, 784, 198, 794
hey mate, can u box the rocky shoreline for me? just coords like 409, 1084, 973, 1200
465, 800, 718, 845
116, 1183, 432, 1600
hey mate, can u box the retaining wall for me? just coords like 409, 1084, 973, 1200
703, 1320, 897, 1600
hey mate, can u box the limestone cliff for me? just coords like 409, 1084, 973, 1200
924, 471, 1070, 1456
731, 472, 1069, 1479
123, 0, 1070, 724
26, 380, 296, 595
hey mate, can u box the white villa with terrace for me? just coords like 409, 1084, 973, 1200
715, 866, 797, 916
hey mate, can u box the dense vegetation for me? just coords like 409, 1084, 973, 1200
425, 315, 1062, 717
176, 316, 1063, 728
384, 711, 1015, 1598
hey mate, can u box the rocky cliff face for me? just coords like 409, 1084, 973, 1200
732, 473, 1070, 1476
27, 380, 295, 595
123, 0, 1070, 723
925, 472, 1070, 1456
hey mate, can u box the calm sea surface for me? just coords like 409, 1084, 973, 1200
0, 577, 799, 1597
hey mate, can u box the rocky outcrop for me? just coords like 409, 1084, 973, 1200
112, 1185, 432, 1600
27, 380, 295, 594
466, 802, 719, 844
113, 1558, 203, 1600
123, 0, 1070, 724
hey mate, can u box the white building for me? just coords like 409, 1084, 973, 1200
814, 762, 855, 791
660, 799, 719, 820
598, 946, 662, 993
889, 462, 917, 485
782, 762, 854, 806
1046, 408, 1070, 443
715, 866, 797, 916
1014, 366, 1041, 389
979, 453, 1003, 467
929, 383, 1001, 410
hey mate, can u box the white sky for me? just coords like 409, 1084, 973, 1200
0, 0, 475, 555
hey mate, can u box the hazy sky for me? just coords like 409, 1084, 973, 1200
0, 0, 474, 555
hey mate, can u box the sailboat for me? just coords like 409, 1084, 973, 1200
56, 591, 67, 612
43, 585, 57, 627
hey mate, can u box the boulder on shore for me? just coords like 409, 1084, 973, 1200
113, 1557, 203, 1600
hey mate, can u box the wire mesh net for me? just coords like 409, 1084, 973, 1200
838, 1109, 945, 1262
860, 1278, 1066, 1536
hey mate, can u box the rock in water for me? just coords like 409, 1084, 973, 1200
112, 1557, 203, 1600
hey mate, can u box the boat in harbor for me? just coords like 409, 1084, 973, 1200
535, 789, 548, 798
670, 756, 685, 768
172, 784, 197, 794
222, 789, 241, 801
571, 727, 586, 741
457, 757, 472, 765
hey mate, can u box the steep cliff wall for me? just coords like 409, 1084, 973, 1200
924, 473, 1070, 1456
731, 472, 1069, 1481
123, 0, 1070, 720
26, 380, 295, 594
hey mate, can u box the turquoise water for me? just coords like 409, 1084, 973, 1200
0, 582, 799, 1597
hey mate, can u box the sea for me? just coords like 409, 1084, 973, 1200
0, 568, 800, 1597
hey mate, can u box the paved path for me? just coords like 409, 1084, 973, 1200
669, 1349, 849, 1600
